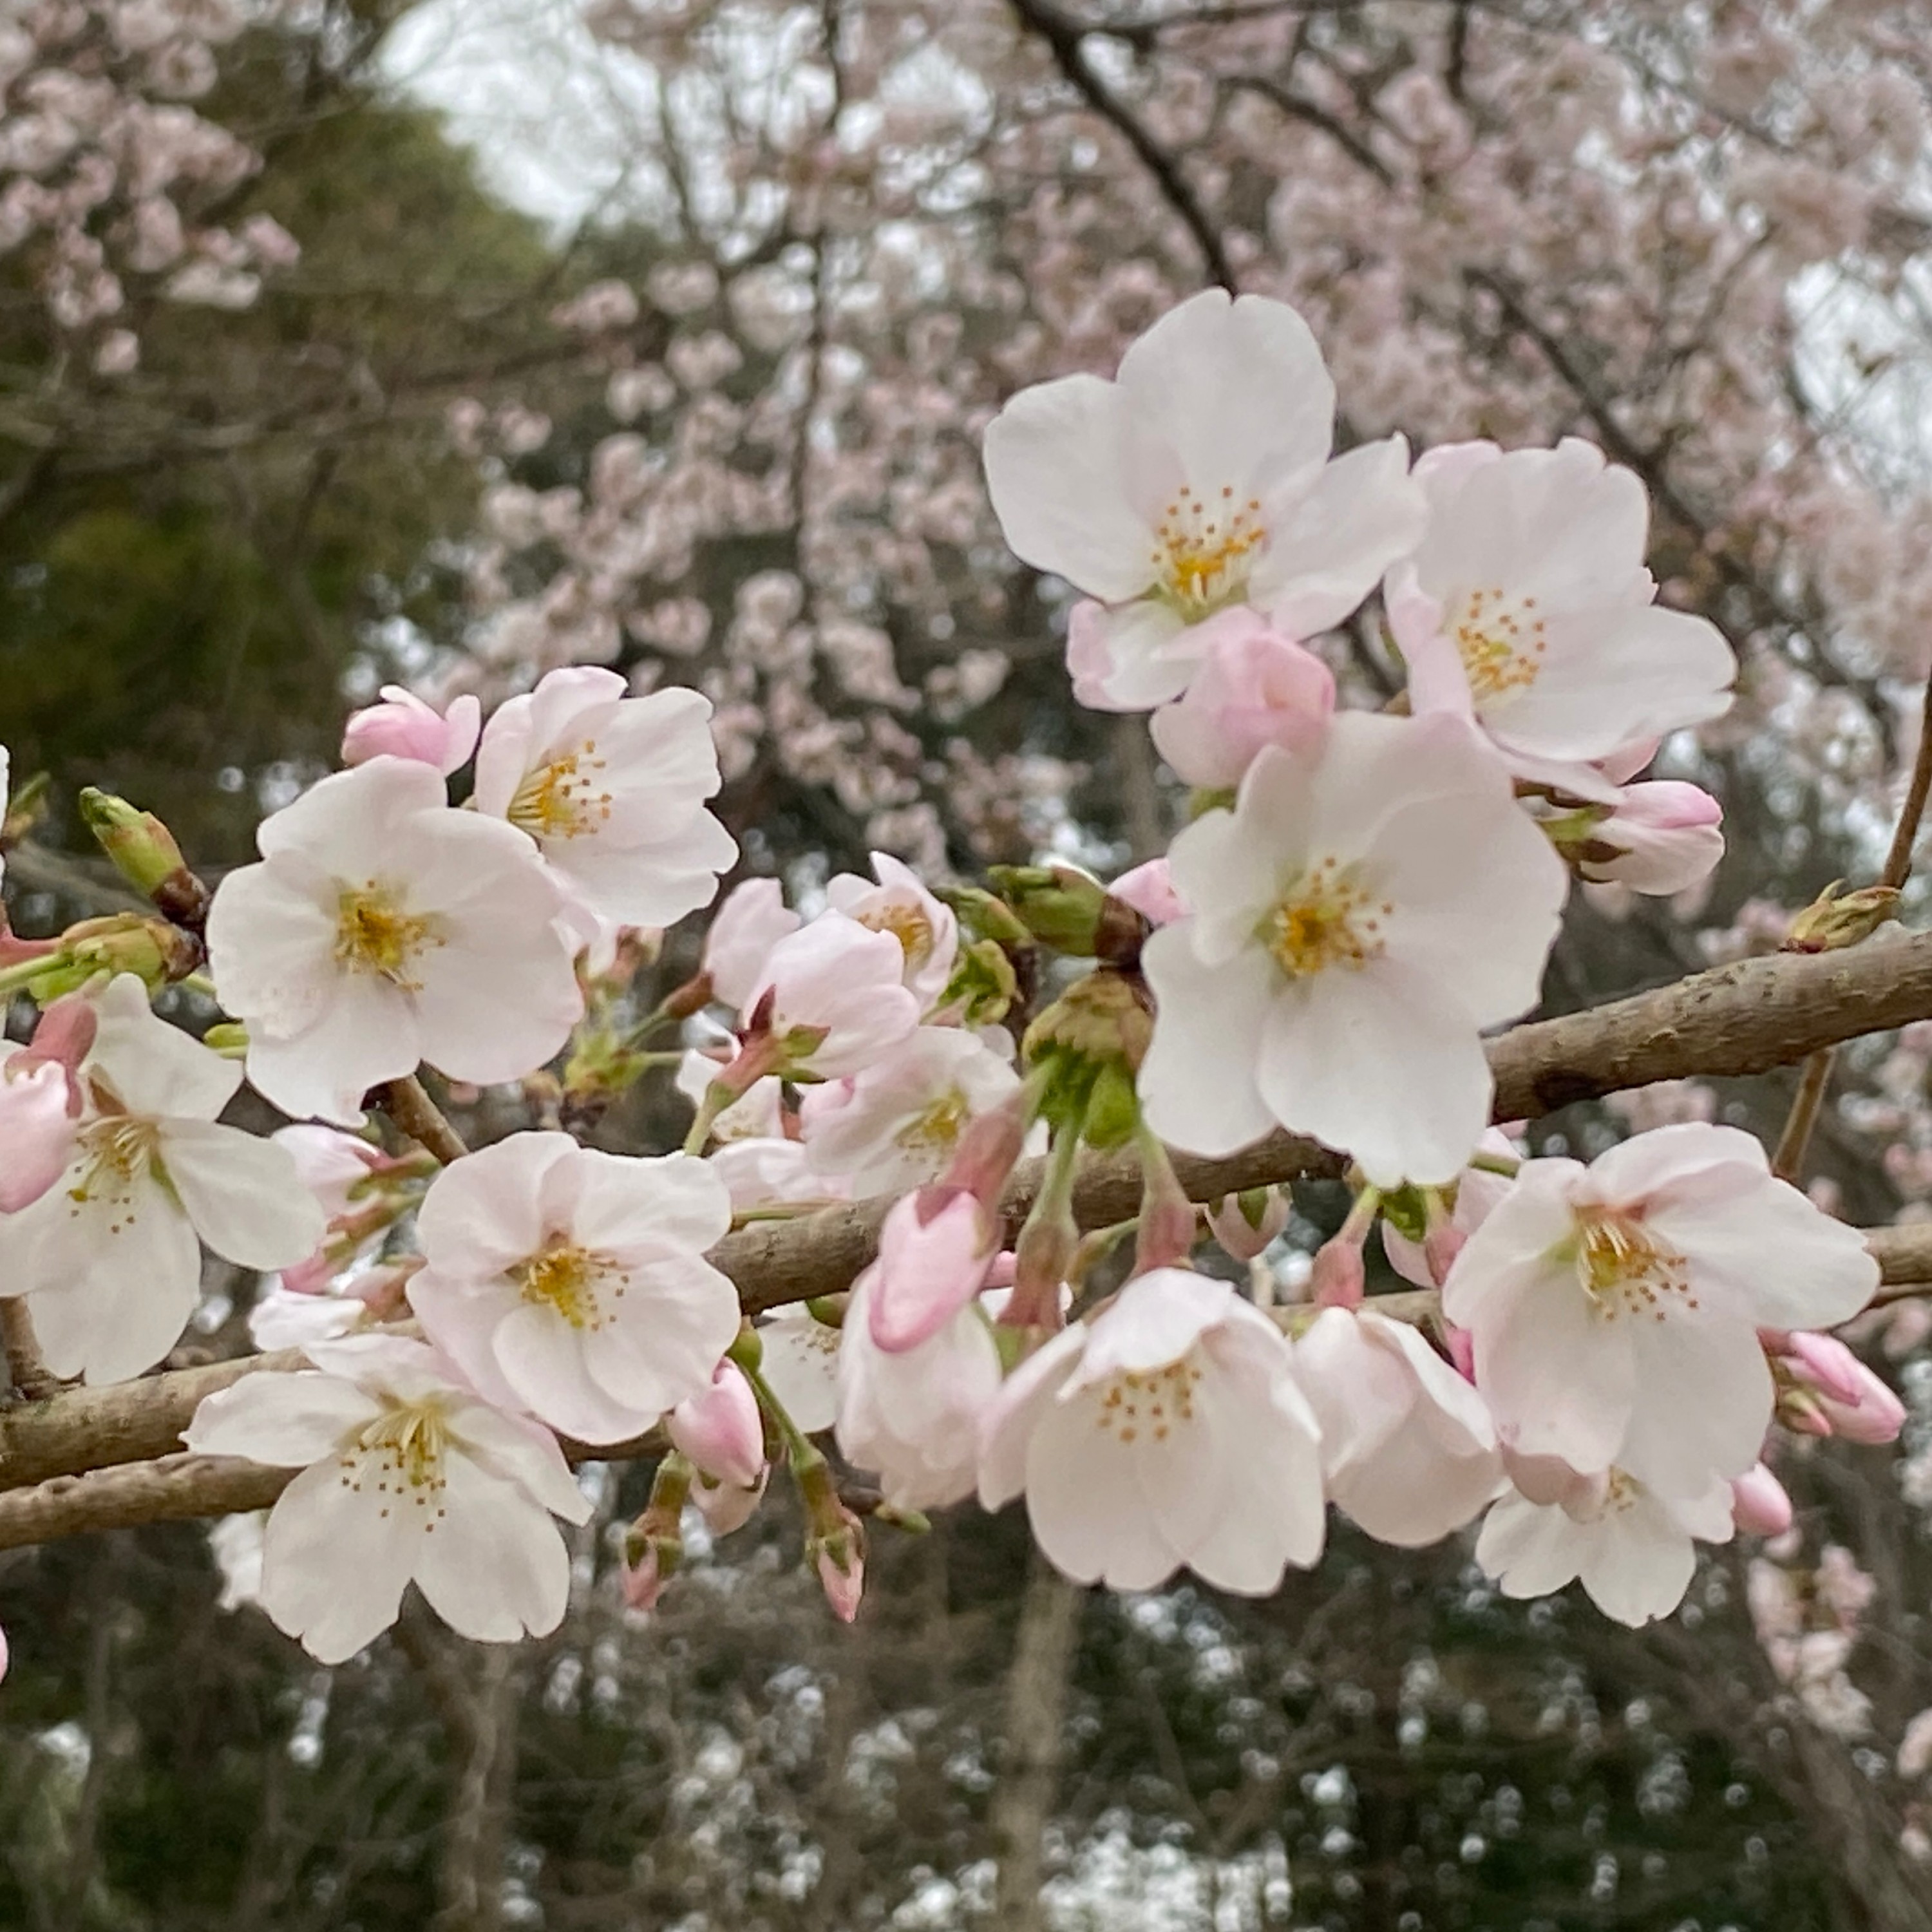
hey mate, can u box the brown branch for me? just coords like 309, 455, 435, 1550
2, 1302, 58, 1402
1007, 0, 1238, 290
378, 1075, 469, 1165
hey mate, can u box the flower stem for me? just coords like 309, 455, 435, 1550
377, 1074, 469, 1166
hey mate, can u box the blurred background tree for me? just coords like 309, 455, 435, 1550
7, 1, 1932, 1926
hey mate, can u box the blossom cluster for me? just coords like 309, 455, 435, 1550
0, 289, 1903, 1674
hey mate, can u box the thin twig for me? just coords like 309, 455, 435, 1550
1775, 672, 1932, 1179
378, 1075, 469, 1165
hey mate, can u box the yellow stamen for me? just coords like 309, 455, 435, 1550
1261, 858, 1390, 979
1450, 585, 1547, 703
341, 1401, 453, 1524
516, 1241, 623, 1331
336, 880, 440, 990
1093, 1359, 1204, 1446
1571, 1208, 1699, 1323
1147, 484, 1267, 622
509, 741, 613, 841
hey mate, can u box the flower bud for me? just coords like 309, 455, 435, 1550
340, 687, 481, 775
937, 936, 1021, 1027
621, 1454, 694, 1611
668, 1361, 765, 1490
1730, 1463, 1794, 1538
692, 1466, 767, 1537
1206, 1188, 1288, 1263
1148, 610, 1335, 790
28, 913, 200, 999
1785, 880, 1901, 954
869, 1187, 996, 1352
78, 789, 196, 904
797, 1454, 865, 1624
0, 1058, 76, 1212
1774, 1332, 1906, 1443
1106, 857, 1186, 929
817, 1543, 864, 1624
1309, 1236, 1365, 1309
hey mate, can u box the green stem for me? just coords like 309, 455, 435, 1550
738, 1357, 825, 1473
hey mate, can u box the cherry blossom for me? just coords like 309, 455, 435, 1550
836, 1263, 1003, 1511
701, 876, 800, 1009
1475, 1466, 1736, 1628
741, 914, 922, 1081
1443, 1124, 1880, 1494
0, 974, 323, 1384
407, 1132, 736, 1444
184, 1334, 592, 1663
1138, 715, 1567, 1186
983, 290, 1425, 710
824, 853, 959, 1011
1390, 440, 1736, 781
205, 757, 583, 1124
799, 1027, 1019, 1197
866, 1186, 1000, 1353
1146, 609, 1335, 790
472, 666, 735, 938
1293, 1307, 1502, 1547
979, 1269, 1326, 1593
755, 1310, 841, 1434
341, 687, 482, 775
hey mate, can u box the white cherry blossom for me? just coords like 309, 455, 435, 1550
1389, 439, 1735, 779
824, 853, 959, 1011
1475, 1465, 1734, 1627
0, 974, 324, 1384
836, 1264, 1003, 1511
1138, 715, 1567, 1186
1443, 1123, 1879, 1494
701, 876, 799, 1009
407, 1131, 737, 1444
979, 1269, 1326, 1593
799, 1027, 1019, 1198
185, 1334, 592, 1663
1293, 1307, 1502, 1546
755, 1309, 841, 1434
983, 290, 1426, 709
205, 757, 583, 1125
743, 914, 922, 1080
473, 665, 735, 936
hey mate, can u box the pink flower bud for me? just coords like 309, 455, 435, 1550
341, 687, 482, 776
1148, 609, 1336, 789
1576, 781, 1724, 895
817, 1544, 864, 1624
1106, 857, 1187, 928
1784, 1331, 1866, 1405
1206, 1188, 1288, 1263
1309, 1235, 1365, 1309
1779, 1332, 1907, 1444
869, 1187, 996, 1352
22, 994, 96, 1083
692, 1466, 767, 1536
621, 1544, 666, 1611
0, 1057, 77, 1212
668, 1361, 765, 1490
1730, 1463, 1794, 1538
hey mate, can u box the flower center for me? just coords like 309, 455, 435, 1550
1261, 858, 1389, 979
1450, 586, 1548, 705
516, 1240, 624, 1331
342, 1401, 451, 1525
1148, 484, 1265, 621
336, 881, 441, 990
509, 739, 613, 841
857, 902, 935, 969
1571, 1208, 1699, 1323
1092, 1358, 1204, 1446
66, 1115, 160, 1230
895, 1088, 971, 1160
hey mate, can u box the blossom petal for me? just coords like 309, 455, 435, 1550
1137, 926, 1279, 1158
160, 1121, 327, 1269
185, 1368, 381, 1465
413, 1453, 573, 1643
260, 1458, 421, 1664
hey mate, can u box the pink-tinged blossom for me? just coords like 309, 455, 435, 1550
0, 1058, 78, 1213
1730, 1463, 1794, 1538
1390, 440, 1735, 777
1293, 1307, 1502, 1546
1443, 1124, 1879, 1496
1138, 717, 1567, 1187
1571, 781, 1725, 896
824, 853, 959, 1011
0, 975, 323, 1384
1108, 857, 1186, 927
1776, 1331, 1906, 1443
702, 877, 800, 1010
668, 1361, 764, 1490
978, 1269, 1326, 1593
205, 757, 583, 1125
743, 916, 922, 1079
1475, 1467, 1734, 1627
836, 1263, 1003, 1511
868, 1186, 999, 1352
408, 1132, 737, 1444
1148, 609, 1335, 789
472, 667, 736, 936
705, 1137, 843, 1215
1204, 1189, 1289, 1264
340, 686, 481, 776
983, 290, 1426, 710
799, 1027, 1019, 1198
184, 1334, 592, 1664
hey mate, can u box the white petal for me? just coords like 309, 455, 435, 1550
185, 1369, 381, 1464
494, 1301, 661, 1443
1619, 1314, 1772, 1495
1025, 1382, 1180, 1590
413, 1452, 573, 1643
260, 1458, 421, 1663
417, 1132, 573, 1277
1137, 926, 1278, 1158
981, 373, 1155, 601
161, 1121, 327, 1269
1474, 1271, 1633, 1475
88, 974, 240, 1121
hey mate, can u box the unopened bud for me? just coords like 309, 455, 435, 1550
1785, 880, 1900, 954
934, 884, 1030, 950
79, 789, 208, 926
1206, 1188, 1289, 1264
987, 864, 1113, 955
797, 1455, 865, 1624
28, 913, 200, 999
1730, 1463, 1794, 1537
937, 935, 1020, 1026
621, 1454, 695, 1609
1309, 1236, 1365, 1310
203, 1021, 249, 1057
